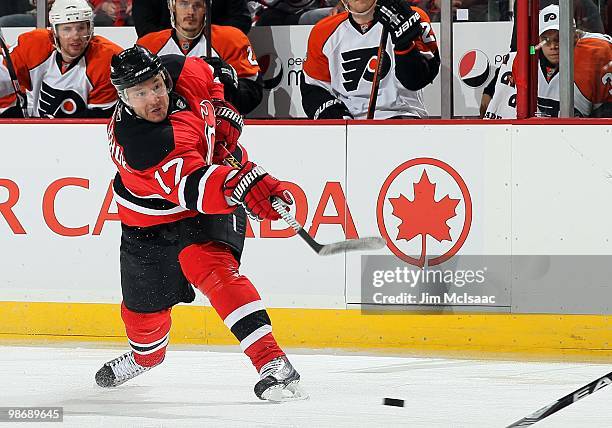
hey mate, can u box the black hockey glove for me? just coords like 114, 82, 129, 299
202, 56, 239, 98
375, 0, 423, 51
314, 99, 353, 120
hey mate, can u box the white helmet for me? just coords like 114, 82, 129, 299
49, 0, 94, 52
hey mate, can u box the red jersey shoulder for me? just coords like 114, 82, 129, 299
175, 56, 225, 104
137, 29, 173, 55
14, 29, 54, 69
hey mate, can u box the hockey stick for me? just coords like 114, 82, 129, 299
0, 31, 28, 118
220, 147, 387, 256
205, 0, 212, 58
366, 27, 389, 120
506, 370, 612, 427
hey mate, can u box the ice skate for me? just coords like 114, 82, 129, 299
95, 351, 151, 387
254, 356, 308, 402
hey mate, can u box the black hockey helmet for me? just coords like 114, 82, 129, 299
110, 45, 170, 91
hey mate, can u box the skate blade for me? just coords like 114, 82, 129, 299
262, 381, 309, 402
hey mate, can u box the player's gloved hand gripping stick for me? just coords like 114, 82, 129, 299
220, 145, 387, 256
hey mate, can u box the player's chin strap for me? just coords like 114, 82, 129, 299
340, 0, 377, 17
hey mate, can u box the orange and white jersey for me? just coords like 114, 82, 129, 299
3, 29, 122, 118
486, 33, 612, 119
538, 33, 612, 117
484, 52, 517, 120
571, 33, 610, 116
303, 7, 438, 119
0, 52, 13, 99
0, 47, 17, 113
137, 26, 260, 81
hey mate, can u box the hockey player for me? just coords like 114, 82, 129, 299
301, 0, 439, 119
137, 0, 263, 115
0, 0, 122, 118
485, 5, 612, 119
95, 46, 306, 402
0, 35, 13, 100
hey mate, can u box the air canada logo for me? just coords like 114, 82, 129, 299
38, 82, 86, 117
341, 47, 391, 92
459, 50, 490, 88
377, 158, 472, 267
258, 53, 283, 90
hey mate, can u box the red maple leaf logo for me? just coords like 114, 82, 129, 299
389, 170, 460, 267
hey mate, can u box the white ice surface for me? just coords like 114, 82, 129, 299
1, 345, 611, 427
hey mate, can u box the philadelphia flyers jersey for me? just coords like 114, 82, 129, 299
538, 32, 612, 117
484, 52, 517, 119
1, 29, 122, 118
137, 26, 260, 81
486, 33, 612, 119
109, 56, 235, 228
0, 52, 12, 99
303, 7, 438, 119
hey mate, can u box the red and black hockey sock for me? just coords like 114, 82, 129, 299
121, 303, 171, 368
179, 242, 285, 371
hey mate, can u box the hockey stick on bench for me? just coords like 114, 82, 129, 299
366, 27, 389, 120
506, 370, 612, 427
221, 147, 386, 256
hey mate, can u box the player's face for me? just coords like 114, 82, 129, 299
126, 74, 170, 123
540, 29, 560, 65
56, 22, 90, 59
346, 0, 376, 14
174, 0, 206, 36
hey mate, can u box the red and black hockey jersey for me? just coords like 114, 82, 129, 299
108, 56, 236, 227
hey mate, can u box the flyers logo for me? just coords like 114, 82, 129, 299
543, 13, 557, 22
341, 47, 391, 92
38, 82, 86, 117
537, 97, 560, 117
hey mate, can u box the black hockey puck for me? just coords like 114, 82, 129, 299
383, 398, 405, 407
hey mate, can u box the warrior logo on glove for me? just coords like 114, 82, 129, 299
223, 161, 293, 221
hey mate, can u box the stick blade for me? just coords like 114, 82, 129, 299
318, 236, 386, 256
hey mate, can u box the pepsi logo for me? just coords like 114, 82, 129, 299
459, 50, 491, 88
